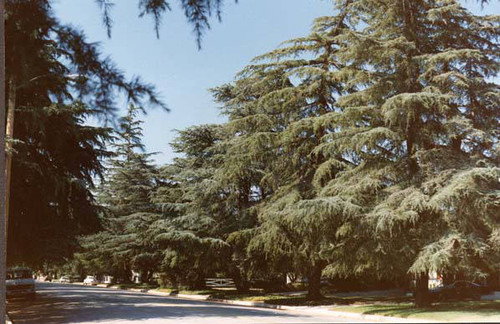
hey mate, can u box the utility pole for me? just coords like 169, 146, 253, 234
0, 0, 6, 322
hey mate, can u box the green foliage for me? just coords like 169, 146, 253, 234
95, 0, 237, 48
149, 124, 232, 289
210, 1, 364, 299
217, 0, 498, 302
6, 0, 165, 267
9, 104, 111, 266
74, 0, 499, 304
315, 0, 499, 306
79, 105, 161, 283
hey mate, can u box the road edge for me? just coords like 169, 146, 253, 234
64, 282, 435, 323
151, 291, 436, 323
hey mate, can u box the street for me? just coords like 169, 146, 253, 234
7, 283, 370, 324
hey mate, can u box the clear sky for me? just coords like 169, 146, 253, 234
52, 0, 498, 165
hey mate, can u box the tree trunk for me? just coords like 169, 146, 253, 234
307, 264, 324, 300
442, 270, 454, 286
231, 266, 249, 293
121, 265, 132, 284
146, 270, 154, 283
0, 2, 7, 322
5, 75, 15, 240
170, 275, 179, 290
414, 272, 431, 307
187, 271, 206, 290
140, 269, 148, 284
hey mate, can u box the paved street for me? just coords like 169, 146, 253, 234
7, 283, 370, 324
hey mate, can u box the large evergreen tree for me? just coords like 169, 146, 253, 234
5, 0, 164, 266
211, 0, 498, 303
149, 124, 231, 289
9, 103, 112, 266
212, 1, 361, 299
311, 0, 499, 306
79, 105, 161, 283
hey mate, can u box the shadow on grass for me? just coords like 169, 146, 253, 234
263, 296, 353, 306
261, 295, 412, 306
361, 304, 432, 318
352, 300, 500, 319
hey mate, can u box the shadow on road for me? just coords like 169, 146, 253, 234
8, 283, 309, 324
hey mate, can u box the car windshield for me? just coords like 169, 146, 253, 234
6, 270, 32, 279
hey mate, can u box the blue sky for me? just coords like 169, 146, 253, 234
52, 0, 498, 165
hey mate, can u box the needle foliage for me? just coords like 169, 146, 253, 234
72, 0, 499, 307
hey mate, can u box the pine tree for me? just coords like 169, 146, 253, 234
5, 0, 165, 266
10, 103, 112, 266
211, 0, 498, 302
80, 105, 161, 283
312, 0, 499, 307
150, 124, 230, 289
212, 1, 361, 299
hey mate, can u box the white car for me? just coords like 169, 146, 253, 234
83, 275, 97, 285
59, 276, 71, 283
6, 267, 36, 299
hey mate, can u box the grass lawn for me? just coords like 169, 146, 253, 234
144, 285, 500, 322
151, 287, 412, 305
250, 294, 411, 306
332, 300, 500, 322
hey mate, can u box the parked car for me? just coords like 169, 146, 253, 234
6, 267, 36, 299
429, 280, 485, 301
58, 276, 71, 283
83, 275, 98, 286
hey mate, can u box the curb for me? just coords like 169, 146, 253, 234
66, 282, 435, 323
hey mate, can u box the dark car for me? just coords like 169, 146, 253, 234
6, 268, 36, 299
429, 280, 485, 301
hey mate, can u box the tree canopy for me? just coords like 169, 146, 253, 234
42, 0, 499, 307
5, 0, 164, 266
95, 0, 238, 48
79, 105, 161, 283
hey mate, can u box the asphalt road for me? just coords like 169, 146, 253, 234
7, 282, 369, 324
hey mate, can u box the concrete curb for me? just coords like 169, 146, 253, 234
66, 282, 436, 323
